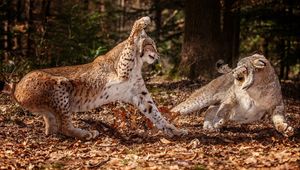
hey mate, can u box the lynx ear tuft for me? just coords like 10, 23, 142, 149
216, 59, 232, 74
216, 59, 224, 68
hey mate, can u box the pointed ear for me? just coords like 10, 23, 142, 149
146, 38, 157, 52
253, 58, 267, 69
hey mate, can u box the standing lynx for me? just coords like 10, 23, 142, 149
0, 17, 186, 140
172, 54, 294, 137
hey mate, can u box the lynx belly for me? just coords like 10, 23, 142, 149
230, 91, 265, 123
70, 74, 139, 112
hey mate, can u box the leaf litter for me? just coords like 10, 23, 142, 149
0, 79, 299, 169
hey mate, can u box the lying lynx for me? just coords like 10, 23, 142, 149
172, 54, 294, 137
0, 17, 186, 140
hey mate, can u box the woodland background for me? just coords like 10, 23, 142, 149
0, 0, 300, 169
0, 0, 299, 80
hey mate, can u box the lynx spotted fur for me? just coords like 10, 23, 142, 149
1, 17, 186, 140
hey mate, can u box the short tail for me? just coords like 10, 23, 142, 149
0, 80, 15, 95
216, 59, 232, 74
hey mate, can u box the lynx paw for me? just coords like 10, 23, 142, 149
85, 130, 100, 140
138, 16, 151, 28
134, 16, 151, 30
203, 121, 220, 132
283, 126, 294, 137
232, 65, 247, 78
213, 118, 225, 129
162, 124, 188, 138
203, 121, 216, 131
274, 122, 294, 137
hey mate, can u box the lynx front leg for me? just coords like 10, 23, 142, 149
203, 105, 219, 131
271, 103, 294, 137
117, 16, 151, 81
129, 16, 151, 42
213, 102, 233, 129
130, 88, 187, 137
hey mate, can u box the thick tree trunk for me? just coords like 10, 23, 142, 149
4, 0, 13, 62
179, 0, 222, 79
26, 0, 33, 59
262, 37, 269, 58
285, 39, 291, 80
222, 0, 240, 67
0, 1, 4, 62
279, 39, 285, 80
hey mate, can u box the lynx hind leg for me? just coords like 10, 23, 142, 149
171, 92, 215, 115
131, 90, 187, 137
42, 113, 58, 135
59, 113, 99, 140
171, 94, 203, 114
272, 103, 294, 137
171, 99, 198, 114
203, 105, 219, 131
52, 79, 99, 140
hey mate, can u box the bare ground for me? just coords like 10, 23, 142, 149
0, 79, 299, 169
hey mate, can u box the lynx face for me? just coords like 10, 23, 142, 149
233, 54, 270, 90
140, 38, 159, 64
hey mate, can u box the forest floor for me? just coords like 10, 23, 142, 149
0, 78, 299, 170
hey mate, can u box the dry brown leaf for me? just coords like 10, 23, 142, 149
244, 157, 257, 164
160, 138, 172, 144
187, 138, 200, 149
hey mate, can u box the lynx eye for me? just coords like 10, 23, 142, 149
148, 54, 155, 60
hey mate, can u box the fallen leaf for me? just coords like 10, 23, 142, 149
244, 157, 257, 164
160, 138, 172, 144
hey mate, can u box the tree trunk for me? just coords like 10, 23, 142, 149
26, 0, 33, 59
153, 0, 161, 41
279, 39, 285, 80
262, 37, 269, 58
179, 0, 222, 79
16, 0, 23, 57
222, 0, 240, 67
4, 0, 13, 62
285, 39, 291, 80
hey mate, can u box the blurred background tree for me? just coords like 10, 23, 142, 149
0, 0, 299, 81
